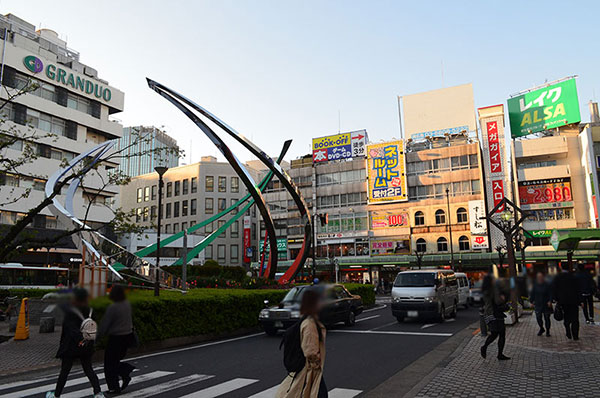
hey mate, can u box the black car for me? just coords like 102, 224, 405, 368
259, 284, 364, 336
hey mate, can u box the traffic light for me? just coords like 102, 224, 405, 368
318, 213, 328, 225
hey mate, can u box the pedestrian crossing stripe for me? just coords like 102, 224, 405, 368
0, 370, 363, 398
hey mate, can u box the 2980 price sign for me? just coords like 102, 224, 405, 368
518, 178, 572, 207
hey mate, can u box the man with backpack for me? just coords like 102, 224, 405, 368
46, 288, 104, 398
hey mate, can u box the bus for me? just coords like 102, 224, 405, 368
0, 263, 70, 289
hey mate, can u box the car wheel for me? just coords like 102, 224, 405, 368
264, 327, 278, 336
450, 301, 458, 318
345, 310, 356, 326
437, 304, 446, 323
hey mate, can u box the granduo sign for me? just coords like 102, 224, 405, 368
23, 55, 112, 102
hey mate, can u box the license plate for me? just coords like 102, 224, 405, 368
407, 311, 418, 317
274, 321, 283, 328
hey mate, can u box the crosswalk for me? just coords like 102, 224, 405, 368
0, 369, 363, 398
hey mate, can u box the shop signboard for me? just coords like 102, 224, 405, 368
259, 238, 287, 260
370, 210, 410, 229
468, 200, 487, 235
486, 121, 502, 174
471, 235, 489, 250
508, 79, 581, 137
243, 216, 251, 263
492, 179, 505, 212
518, 178, 573, 210
312, 130, 367, 163
524, 229, 553, 238
367, 140, 408, 203
370, 238, 410, 256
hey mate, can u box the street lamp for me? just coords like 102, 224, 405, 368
445, 188, 455, 270
415, 249, 425, 270
154, 166, 168, 297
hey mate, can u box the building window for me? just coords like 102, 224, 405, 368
151, 185, 157, 200
143, 207, 149, 222
205, 245, 213, 259
218, 198, 226, 212
182, 179, 189, 195
182, 222, 187, 231
205, 176, 214, 192
459, 236, 470, 251
205, 222, 213, 233
174, 201, 180, 217
414, 211, 425, 226
150, 205, 157, 219
136, 188, 143, 203
191, 177, 198, 193
231, 177, 239, 193
205, 198, 214, 214
217, 244, 226, 262
435, 209, 446, 225
144, 186, 150, 202
165, 203, 171, 218
231, 220, 239, 238
437, 237, 448, 252
218, 176, 227, 192
230, 245, 239, 263
416, 238, 427, 253
174, 181, 180, 196
190, 199, 197, 215
182, 200, 188, 216
173, 223, 179, 233
231, 198, 238, 214
135, 208, 142, 222
457, 208, 468, 223
166, 182, 173, 197
218, 220, 225, 230
165, 224, 171, 234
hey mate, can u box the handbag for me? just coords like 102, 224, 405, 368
553, 304, 564, 321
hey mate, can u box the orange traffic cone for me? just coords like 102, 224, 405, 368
14, 298, 30, 340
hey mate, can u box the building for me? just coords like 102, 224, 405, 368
116, 126, 179, 177
119, 156, 260, 267
0, 14, 124, 266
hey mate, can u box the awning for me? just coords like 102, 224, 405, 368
551, 229, 600, 251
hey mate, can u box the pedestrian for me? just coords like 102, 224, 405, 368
46, 288, 104, 398
529, 272, 552, 337
575, 264, 597, 324
480, 273, 510, 361
276, 288, 327, 398
98, 285, 136, 395
552, 262, 581, 340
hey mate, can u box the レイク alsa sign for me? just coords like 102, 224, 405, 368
23, 55, 112, 102
507, 78, 580, 137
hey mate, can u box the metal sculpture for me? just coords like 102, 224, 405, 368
147, 79, 312, 283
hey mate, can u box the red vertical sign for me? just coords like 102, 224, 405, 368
487, 121, 502, 174
243, 216, 251, 263
492, 179, 504, 212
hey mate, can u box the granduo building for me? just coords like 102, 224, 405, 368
0, 14, 124, 268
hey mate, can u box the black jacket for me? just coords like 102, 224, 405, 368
552, 272, 580, 307
575, 271, 597, 296
529, 282, 551, 311
56, 304, 94, 359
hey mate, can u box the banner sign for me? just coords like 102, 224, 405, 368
367, 140, 408, 203
518, 178, 573, 210
371, 210, 410, 229
468, 200, 487, 235
312, 130, 367, 163
508, 79, 581, 137
243, 216, 251, 263
370, 238, 410, 256
471, 235, 489, 250
486, 121, 502, 174
410, 125, 469, 141
492, 179, 505, 212
259, 238, 287, 260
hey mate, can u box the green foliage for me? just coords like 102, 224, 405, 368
90, 288, 287, 345
162, 264, 248, 283
219, 266, 247, 281
0, 288, 58, 300
343, 283, 375, 306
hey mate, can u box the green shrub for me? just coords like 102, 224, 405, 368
219, 266, 247, 281
344, 283, 375, 306
0, 289, 59, 300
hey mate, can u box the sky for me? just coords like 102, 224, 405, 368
3, 0, 600, 164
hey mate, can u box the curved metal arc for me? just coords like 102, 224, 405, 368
147, 81, 279, 272
146, 78, 311, 282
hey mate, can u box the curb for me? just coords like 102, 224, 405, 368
362, 321, 479, 398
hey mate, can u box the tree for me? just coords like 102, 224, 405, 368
0, 79, 183, 263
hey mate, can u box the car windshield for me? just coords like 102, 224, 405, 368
473, 280, 483, 289
394, 272, 436, 287
282, 287, 306, 303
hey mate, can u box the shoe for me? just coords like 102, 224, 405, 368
537, 328, 544, 336
566, 332, 572, 339
497, 354, 511, 360
121, 375, 132, 392
45, 392, 56, 398
94, 393, 105, 398
480, 346, 487, 359
105, 390, 120, 397
574, 336, 579, 341
586, 320, 590, 324
546, 331, 551, 337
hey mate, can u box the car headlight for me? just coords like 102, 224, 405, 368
393, 297, 401, 303
291, 310, 300, 319
259, 309, 270, 319
424, 296, 436, 303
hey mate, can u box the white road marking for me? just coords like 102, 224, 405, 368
329, 388, 363, 397
179, 378, 258, 398
118, 374, 214, 398
421, 323, 435, 329
247, 385, 280, 397
370, 321, 399, 331
363, 304, 387, 312
445, 318, 456, 323
129, 332, 264, 361
0, 375, 57, 391
330, 329, 452, 337
0, 373, 104, 398
62, 371, 173, 398
355, 315, 380, 323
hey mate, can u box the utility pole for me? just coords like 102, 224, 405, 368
446, 188, 455, 270
154, 166, 168, 297
182, 229, 188, 291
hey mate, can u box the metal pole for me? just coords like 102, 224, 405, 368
311, 214, 317, 281
446, 188, 455, 269
154, 174, 164, 296
182, 229, 188, 291
505, 229, 518, 321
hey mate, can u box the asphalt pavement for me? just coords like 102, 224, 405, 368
0, 299, 479, 397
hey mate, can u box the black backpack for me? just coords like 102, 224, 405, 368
279, 316, 322, 373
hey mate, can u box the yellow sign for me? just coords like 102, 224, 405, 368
367, 140, 408, 203
14, 298, 29, 340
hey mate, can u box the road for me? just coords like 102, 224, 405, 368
0, 299, 479, 397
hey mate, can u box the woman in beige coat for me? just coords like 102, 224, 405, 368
276, 288, 327, 398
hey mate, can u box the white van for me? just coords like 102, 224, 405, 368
454, 272, 470, 309
391, 269, 459, 322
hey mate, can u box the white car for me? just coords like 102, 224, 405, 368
455, 272, 470, 309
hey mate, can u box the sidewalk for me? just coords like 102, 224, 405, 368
410, 309, 600, 398
0, 322, 61, 376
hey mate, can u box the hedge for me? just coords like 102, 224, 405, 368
344, 283, 375, 306
1, 288, 59, 300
